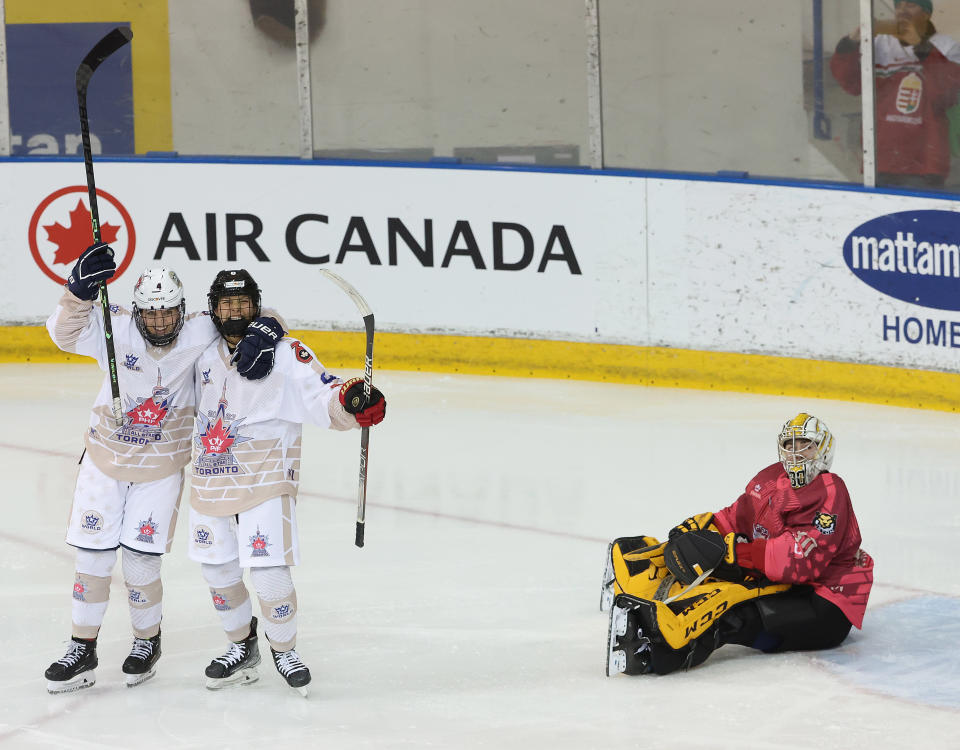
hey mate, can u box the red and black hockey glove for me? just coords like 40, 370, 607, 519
339, 377, 386, 426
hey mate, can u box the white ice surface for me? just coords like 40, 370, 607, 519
0, 364, 958, 749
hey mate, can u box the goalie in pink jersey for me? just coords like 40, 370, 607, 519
602, 413, 874, 676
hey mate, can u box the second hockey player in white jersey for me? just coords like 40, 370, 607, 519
43, 244, 284, 694
188, 268, 386, 696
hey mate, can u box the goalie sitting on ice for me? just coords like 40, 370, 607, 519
601, 413, 874, 676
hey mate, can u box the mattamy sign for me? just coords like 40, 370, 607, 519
2, 160, 960, 374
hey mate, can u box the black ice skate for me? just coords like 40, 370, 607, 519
45, 637, 98, 694
605, 595, 653, 676
122, 631, 161, 687
271, 647, 311, 697
205, 617, 261, 689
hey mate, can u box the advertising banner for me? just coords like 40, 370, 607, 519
2, 159, 959, 373
2, 161, 644, 340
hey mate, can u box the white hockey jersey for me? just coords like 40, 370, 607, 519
46, 289, 219, 483
190, 336, 357, 517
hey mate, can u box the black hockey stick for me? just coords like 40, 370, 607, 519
319, 269, 375, 548
76, 26, 133, 425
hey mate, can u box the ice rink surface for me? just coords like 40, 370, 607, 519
1, 363, 959, 749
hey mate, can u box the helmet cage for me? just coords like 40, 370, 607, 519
132, 267, 186, 347
777, 413, 835, 489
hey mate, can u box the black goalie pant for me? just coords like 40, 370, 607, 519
723, 585, 852, 653
649, 586, 853, 674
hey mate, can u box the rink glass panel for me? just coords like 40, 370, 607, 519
167, 0, 301, 157
598, 0, 865, 183
304, 0, 588, 167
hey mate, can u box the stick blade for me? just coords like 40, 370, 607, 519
77, 27, 133, 89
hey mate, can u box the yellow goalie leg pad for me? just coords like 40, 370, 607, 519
643, 578, 791, 651
611, 536, 669, 602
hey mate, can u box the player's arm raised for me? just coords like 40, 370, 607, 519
46, 243, 116, 362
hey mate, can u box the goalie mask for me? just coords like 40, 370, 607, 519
207, 268, 262, 339
132, 267, 186, 347
777, 413, 835, 489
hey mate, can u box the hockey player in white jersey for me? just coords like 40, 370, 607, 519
43, 243, 284, 694
189, 268, 386, 696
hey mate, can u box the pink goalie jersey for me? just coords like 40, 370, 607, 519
713, 463, 874, 629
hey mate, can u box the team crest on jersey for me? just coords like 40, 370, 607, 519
128, 589, 148, 604
109, 304, 120, 314
194, 524, 214, 549
112, 371, 172, 445
123, 354, 142, 371
201, 368, 212, 385
813, 511, 838, 535
290, 340, 313, 364
753, 523, 769, 540
73, 580, 86, 601
211, 592, 230, 611
249, 526, 272, 557
136, 514, 158, 543
194, 384, 253, 476
80, 510, 103, 533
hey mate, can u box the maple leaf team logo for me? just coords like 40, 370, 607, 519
194, 384, 253, 476
136, 514, 159, 544
249, 526, 272, 558
112, 372, 172, 445
28, 186, 136, 286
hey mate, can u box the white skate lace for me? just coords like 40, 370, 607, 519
214, 642, 247, 668
128, 638, 153, 661
56, 641, 86, 667
274, 649, 307, 676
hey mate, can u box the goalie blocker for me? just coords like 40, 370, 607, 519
602, 413, 874, 676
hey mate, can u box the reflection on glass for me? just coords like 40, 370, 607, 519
826, 0, 960, 193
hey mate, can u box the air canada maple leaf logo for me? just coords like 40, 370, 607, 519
44, 199, 121, 266
29, 186, 135, 286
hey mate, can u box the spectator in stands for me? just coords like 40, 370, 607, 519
830, 0, 960, 189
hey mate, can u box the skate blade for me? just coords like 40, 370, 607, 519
293, 685, 309, 698
205, 667, 260, 690
605, 605, 629, 677
47, 671, 96, 694
600, 542, 615, 612
125, 667, 157, 688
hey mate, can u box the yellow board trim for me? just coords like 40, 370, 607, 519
6, 0, 173, 152
5, 325, 960, 413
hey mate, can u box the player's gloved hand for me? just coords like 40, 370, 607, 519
667, 512, 717, 539
231, 316, 284, 380
67, 243, 116, 300
664, 529, 746, 585
725, 532, 766, 574
338, 377, 386, 426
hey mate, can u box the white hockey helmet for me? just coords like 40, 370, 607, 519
132, 267, 186, 346
777, 413, 835, 489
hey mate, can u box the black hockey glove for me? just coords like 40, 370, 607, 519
67, 243, 116, 300
338, 377, 386, 426
232, 316, 284, 380
664, 529, 744, 585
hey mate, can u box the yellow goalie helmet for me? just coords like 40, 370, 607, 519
777, 413, 835, 489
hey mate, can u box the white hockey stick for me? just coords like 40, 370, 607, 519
318, 269, 374, 548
